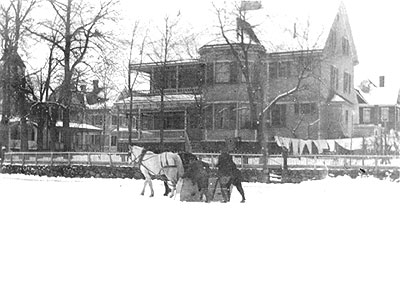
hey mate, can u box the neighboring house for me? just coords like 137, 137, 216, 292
355, 77, 400, 136
115, 2, 359, 153
43, 80, 106, 151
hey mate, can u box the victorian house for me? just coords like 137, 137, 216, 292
114, 2, 359, 154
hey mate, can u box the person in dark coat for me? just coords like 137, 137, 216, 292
216, 152, 246, 203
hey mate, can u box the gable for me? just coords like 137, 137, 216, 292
324, 3, 359, 65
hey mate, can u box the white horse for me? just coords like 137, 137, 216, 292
128, 145, 184, 197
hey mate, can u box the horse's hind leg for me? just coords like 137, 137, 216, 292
141, 179, 147, 196
169, 184, 176, 198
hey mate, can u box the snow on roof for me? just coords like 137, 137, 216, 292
86, 98, 116, 110
358, 85, 400, 106
56, 121, 102, 131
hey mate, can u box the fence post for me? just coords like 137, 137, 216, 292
22, 153, 25, 166
88, 153, 92, 166
50, 152, 54, 166
108, 153, 113, 167
35, 152, 38, 166
68, 153, 71, 165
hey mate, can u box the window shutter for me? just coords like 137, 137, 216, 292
206, 63, 214, 85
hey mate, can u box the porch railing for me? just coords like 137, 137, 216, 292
118, 129, 186, 142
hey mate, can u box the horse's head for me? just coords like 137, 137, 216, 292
128, 145, 145, 165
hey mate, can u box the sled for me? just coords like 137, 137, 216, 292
176, 176, 232, 202
176, 177, 203, 202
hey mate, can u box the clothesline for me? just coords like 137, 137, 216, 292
274, 136, 365, 155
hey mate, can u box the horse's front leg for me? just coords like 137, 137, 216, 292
169, 184, 176, 198
141, 179, 147, 196
148, 179, 154, 197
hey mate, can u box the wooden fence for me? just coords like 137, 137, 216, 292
3, 151, 400, 170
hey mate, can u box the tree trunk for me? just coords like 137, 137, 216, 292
36, 119, 44, 151
20, 117, 28, 151
62, 106, 71, 151
49, 122, 56, 152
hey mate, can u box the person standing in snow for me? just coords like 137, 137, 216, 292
216, 152, 246, 203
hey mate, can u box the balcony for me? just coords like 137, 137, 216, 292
118, 129, 186, 143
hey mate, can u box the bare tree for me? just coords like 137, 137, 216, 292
0, 0, 37, 151
145, 13, 182, 152
27, 0, 118, 151
212, 1, 323, 181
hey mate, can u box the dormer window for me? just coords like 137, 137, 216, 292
342, 37, 350, 56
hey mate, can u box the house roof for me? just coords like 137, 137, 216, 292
202, 1, 354, 55
56, 121, 102, 131
327, 92, 353, 105
357, 85, 400, 106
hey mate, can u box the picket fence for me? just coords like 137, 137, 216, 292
3, 151, 400, 171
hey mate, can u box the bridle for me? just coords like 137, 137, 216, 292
128, 147, 147, 168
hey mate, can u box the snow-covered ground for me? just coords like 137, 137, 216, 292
1, 174, 400, 300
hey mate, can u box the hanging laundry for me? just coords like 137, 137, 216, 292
291, 138, 300, 155
350, 138, 364, 150
305, 140, 313, 154
326, 139, 336, 152
313, 140, 329, 154
274, 136, 283, 147
281, 137, 291, 149
299, 139, 307, 154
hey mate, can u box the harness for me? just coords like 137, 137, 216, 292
130, 148, 178, 177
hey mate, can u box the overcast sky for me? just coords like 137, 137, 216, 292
117, 0, 400, 87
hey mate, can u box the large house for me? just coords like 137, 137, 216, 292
115, 2, 359, 154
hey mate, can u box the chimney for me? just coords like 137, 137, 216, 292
80, 84, 86, 93
379, 76, 385, 87
93, 79, 99, 91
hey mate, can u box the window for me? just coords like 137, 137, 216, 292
294, 103, 317, 115
165, 67, 177, 89
241, 63, 253, 83
215, 104, 236, 129
93, 115, 103, 126
363, 108, 371, 123
271, 104, 286, 127
345, 110, 349, 124
329, 30, 337, 52
381, 107, 389, 122
215, 62, 230, 83
111, 115, 118, 125
278, 61, 291, 78
343, 72, 352, 94
111, 135, 117, 146
330, 65, 339, 90
238, 105, 251, 129
269, 61, 292, 79
342, 37, 350, 56
269, 62, 278, 79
